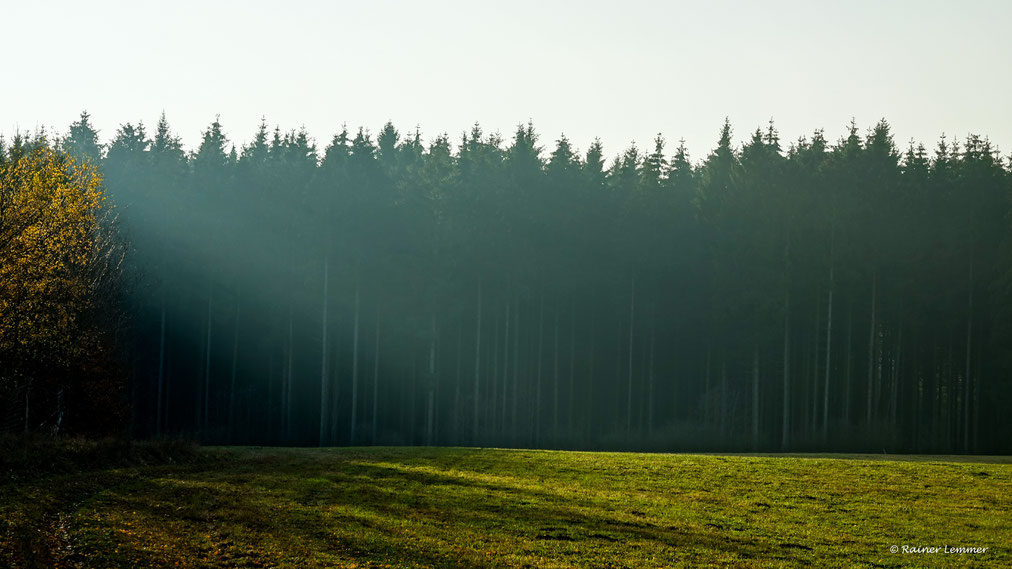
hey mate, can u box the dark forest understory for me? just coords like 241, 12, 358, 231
5, 113, 1012, 453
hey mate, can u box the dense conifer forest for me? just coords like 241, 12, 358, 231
3, 112, 1011, 453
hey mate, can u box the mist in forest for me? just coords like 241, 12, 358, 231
7, 111, 1012, 453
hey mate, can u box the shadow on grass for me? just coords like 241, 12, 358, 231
69, 454, 769, 568
15, 448, 1011, 567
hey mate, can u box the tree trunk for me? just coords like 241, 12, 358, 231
671, 322, 678, 425
502, 299, 510, 435
823, 267, 833, 443
472, 281, 483, 444
615, 330, 623, 435
719, 355, 728, 435
350, 270, 362, 445
844, 301, 852, 425
811, 289, 821, 435
372, 309, 381, 444
229, 286, 241, 441
914, 355, 923, 451
568, 300, 576, 434
426, 313, 437, 446
875, 323, 883, 426
203, 284, 213, 434
410, 353, 417, 443
511, 297, 520, 441
285, 304, 294, 441
165, 355, 172, 435
931, 339, 939, 449
55, 388, 64, 435
329, 326, 341, 445
491, 309, 499, 435
973, 342, 982, 452
267, 354, 274, 440
552, 306, 560, 441
704, 347, 712, 425
319, 257, 331, 446
535, 293, 544, 445
454, 324, 462, 443
781, 273, 789, 449
23, 381, 30, 433
585, 309, 596, 443
866, 274, 877, 426
890, 324, 902, 426
752, 344, 760, 450
946, 333, 954, 449
964, 259, 973, 453
156, 292, 166, 436
627, 277, 636, 436
426, 389, 434, 446
648, 310, 655, 436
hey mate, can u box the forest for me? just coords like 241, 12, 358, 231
3, 112, 1011, 454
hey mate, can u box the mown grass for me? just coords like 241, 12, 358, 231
3, 446, 1010, 568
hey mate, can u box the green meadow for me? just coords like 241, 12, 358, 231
3, 446, 1009, 568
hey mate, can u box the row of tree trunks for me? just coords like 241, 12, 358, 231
159, 261, 983, 454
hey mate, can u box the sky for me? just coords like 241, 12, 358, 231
3, 0, 1010, 162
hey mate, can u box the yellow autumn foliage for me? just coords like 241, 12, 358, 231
0, 143, 104, 367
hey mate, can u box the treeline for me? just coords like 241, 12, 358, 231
0, 133, 127, 436
49, 112, 1012, 452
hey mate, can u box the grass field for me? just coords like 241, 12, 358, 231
2, 445, 1010, 568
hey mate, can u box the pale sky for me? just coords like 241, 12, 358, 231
4, 0, 1010, 162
